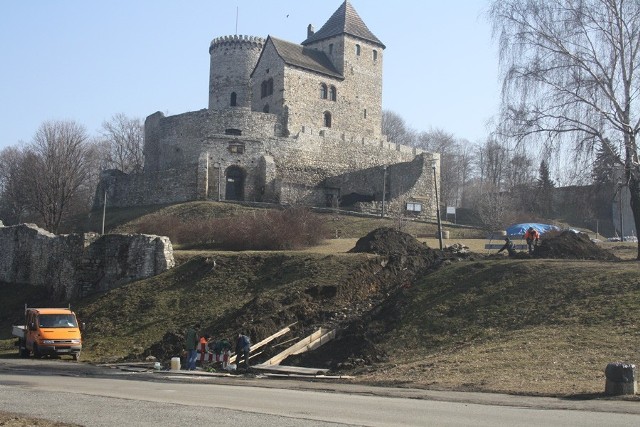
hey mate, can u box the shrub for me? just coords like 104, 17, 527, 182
134, 206, 328, 250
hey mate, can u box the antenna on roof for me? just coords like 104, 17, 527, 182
235, 6, 239, 35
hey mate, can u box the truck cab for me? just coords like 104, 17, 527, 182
15, 307, 83, 361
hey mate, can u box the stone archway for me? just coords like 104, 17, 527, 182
225, 166, 245, 200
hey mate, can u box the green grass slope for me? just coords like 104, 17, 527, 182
358, 258, 640, 396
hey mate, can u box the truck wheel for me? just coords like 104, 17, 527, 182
72, 352, 80, 361
33, 344, 41, 358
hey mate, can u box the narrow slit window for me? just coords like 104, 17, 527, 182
324, 111, 332, 128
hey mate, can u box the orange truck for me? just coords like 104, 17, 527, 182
12, 306, 83, 361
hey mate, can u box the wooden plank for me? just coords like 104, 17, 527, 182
252, 364, 329, 375
485, 243, 527, 250
291, 330, 335, 355
229, 324, 294, 363
261, 328, 335, 366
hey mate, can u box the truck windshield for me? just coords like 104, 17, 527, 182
39, 314, 78, 328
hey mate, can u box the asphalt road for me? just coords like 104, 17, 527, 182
1, 358, 639, 426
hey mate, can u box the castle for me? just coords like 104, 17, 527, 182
96, 1, 439, 219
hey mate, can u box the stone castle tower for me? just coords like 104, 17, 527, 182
208, 35, 265, 110
96, 1, 439, 219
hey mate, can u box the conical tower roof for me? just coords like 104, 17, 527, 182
302, 1, 385, 48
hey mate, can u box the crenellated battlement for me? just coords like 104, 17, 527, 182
209, 34, 265, 53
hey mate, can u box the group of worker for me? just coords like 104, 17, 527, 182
498, 227, 540, 257
184, 323, 252, 371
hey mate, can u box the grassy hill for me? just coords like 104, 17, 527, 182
2, 201, 638, 398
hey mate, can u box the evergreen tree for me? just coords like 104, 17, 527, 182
536, 160, 555, 217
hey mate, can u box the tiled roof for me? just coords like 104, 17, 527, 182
270, 36, 343, 79
302, 1, 385, 48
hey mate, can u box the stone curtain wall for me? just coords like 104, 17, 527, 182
97, 107, 436, 210
0, 224, 175, 301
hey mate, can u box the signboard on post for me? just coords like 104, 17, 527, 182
446, 207, 456, 224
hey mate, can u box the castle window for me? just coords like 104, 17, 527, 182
329, 86, 337, 101
267, 78, 273, 96
261, 78, 273, 98
373, 50, 378, 61
329, 44, 333, 54
320, 83, 328, 99
225, 128, 242, 136
263, 104, 270, 113
324, 111, 332, 128
355, 44, 361, 56
364, 108, 367, 118
230, 92, 237, 107
228, 142, 245, 154
406, 202, 422, 213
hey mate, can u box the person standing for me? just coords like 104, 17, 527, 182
185, 323, 200, 370
523, 227, 540, 254
235, 332, 251, 369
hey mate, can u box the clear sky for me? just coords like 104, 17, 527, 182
0, 0, 499, 149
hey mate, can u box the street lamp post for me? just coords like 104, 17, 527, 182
432, 161, 443, 251
215, 162, 222, 201
381, 165, 387, 218
101, 189, 107, 235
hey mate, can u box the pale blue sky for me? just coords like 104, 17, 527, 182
0, 0, 499, 149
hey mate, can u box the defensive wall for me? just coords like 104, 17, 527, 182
98, 108, 437, 217
0, 224, 175, 301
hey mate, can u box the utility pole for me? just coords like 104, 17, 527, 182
381, 165, 387, 218
432, 161, 443, 251
218, 163, 222, 201
101, 189, 107, 235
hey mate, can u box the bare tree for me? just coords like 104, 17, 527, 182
475, 191, 517, 238
476, 138, 508, 192
382, 110, 416, 146
490, 0, 640, 257
22, 120, 92, 233
100, 113, 144, 173
0, 146, 29, 223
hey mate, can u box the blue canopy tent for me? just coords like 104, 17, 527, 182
506, 223, 560, 238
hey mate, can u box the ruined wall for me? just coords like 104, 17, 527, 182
0, 224, 175, 301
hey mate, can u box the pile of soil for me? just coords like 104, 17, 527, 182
349, 227, 432, 256
533, 231, 619, 260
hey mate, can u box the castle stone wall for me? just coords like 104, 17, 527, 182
96, 167, 198, 208
102, 107, 433, 208
0, 224, 174, 301
250, 40, 286, 120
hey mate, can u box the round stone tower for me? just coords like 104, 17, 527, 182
208, 35, 265, 110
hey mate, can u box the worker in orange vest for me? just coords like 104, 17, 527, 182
523, 227, 540, 254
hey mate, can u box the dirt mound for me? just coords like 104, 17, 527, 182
533, 231, 618, 260
349, 227, 432, 256
145, 330, 185, 362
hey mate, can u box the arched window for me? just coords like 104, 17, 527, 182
267, 78, 273, 96
324, 111, 332, 128
329, 86, 337, 101
373, 50, 378, 61
320, 83, 328, 99
355, 44, 361, 56
263, 104, 270, 113
230, 92, 237, 107
261, 81, 267, 98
